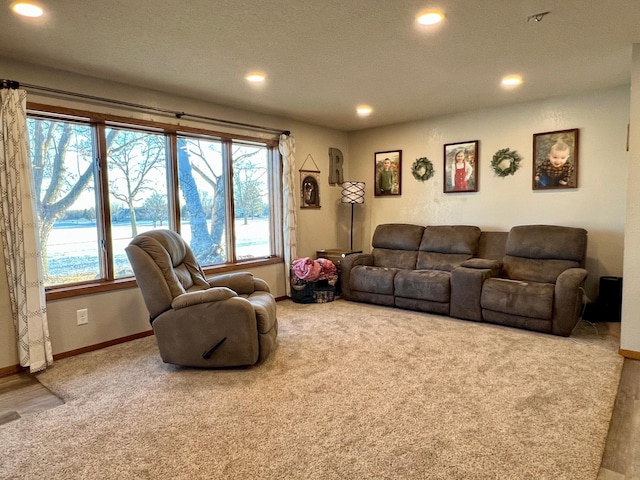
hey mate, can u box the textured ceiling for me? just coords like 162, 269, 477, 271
1, 0, 639, 131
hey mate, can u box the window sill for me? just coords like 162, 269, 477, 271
45, 256, 283, 301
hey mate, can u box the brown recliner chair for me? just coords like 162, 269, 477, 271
480, 225, 588, 336
125, 230, 277, 367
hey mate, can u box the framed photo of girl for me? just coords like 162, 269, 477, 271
374, 150, 402, 196
444, 141, 478, 193
532, 128, 579, 190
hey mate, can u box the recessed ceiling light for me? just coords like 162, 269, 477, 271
501, 75, 523, 87
356, 105, 373, 117
11, 2, 44, 17
245, 72, 265, 83
417, 11, 443, 25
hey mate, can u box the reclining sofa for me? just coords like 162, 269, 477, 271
341, 224, 588, 336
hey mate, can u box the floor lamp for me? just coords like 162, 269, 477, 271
341, 181, 365, 251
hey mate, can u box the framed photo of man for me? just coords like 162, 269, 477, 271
374, 150, 402, 196
532, 128, 579, 190
444, 141, 478, 193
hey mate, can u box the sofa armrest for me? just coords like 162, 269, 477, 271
171, 287, 237, 310
340, 253, 374, 299
207, 272, 257, 294
461, 258, 502, 275
450, 265, 500, 321
552, 268, 588, 336
252, 277, 271, 293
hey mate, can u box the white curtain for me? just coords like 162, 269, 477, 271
279, 133, 297, 297
0, 87, 53, 373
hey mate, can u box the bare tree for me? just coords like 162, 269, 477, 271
177, 137, 218, 261
143, 193, 168, 227
29, 119, 94, 276
232, 147, 266, 225
107, 129, 165, 237
179, 141, 265, 259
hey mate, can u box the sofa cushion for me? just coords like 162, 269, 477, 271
395, 270, 451, 302
481, 278, 554, 319
506, 225, 587, 263
369, 223, 424, 270
372, 223, 425, 250
477, 231, 508, 261
419, 225, 481, 254
372, 248, 419, 269
502, 256, 580, 284
417, 252, 473, 271
350, 265, 399, 295
416, 226, 480, 270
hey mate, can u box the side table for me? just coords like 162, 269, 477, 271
316, 249, 362, 296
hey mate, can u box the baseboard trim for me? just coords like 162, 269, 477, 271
53, 330, 155, 361
0, 364, 25, 378
619, 349, 640, 360
0, 330, 154, 378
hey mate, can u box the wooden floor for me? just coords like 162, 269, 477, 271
599, 357, 640, 479
0, 372, 64, 425
1, 350, 639, 478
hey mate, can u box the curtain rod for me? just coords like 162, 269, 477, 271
0, 79, 290, 136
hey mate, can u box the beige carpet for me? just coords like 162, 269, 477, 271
0, 300, 623, 479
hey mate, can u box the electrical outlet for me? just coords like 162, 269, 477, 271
76, 308, 88, 325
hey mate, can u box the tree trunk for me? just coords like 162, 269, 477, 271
177, 138, 213, 258
128, 202, 138, 237
210, 181, 225, 256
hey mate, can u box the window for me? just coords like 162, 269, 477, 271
177, 135, 227, 265
27, 107, 282, 295
232, 141, 273, 259
106, 126, 169, 278
28, 115, 100, 286
176, 136, 276, 266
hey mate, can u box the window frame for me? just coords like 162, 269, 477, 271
27, 103, 283, 301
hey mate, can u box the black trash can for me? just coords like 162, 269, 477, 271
598, 276, 623, 322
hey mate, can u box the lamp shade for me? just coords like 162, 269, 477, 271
341, 181, 365, 204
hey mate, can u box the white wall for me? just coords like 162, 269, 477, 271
348, 87, 630, 299
621, 45, 640, 354
0, 58, 348, 369
287, 122, 354, 259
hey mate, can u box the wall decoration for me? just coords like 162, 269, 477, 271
491, 148, 522, 177
328, 147, 344, 185
299, 154, 321, 208
300, 171, 320, 208
411, 157, 435, 182
532, 128, 579, 190
444, 140, 478, 193
374, 150, 402, 196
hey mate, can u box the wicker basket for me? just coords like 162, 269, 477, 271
290, 277, 336, 304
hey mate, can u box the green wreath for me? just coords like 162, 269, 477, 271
491, 148, 522, 177
411, 157, 435, 182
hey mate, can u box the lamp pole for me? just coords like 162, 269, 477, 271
350, 203, 355, 251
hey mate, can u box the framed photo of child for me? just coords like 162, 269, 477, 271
444, 140, 478, 193
374, 150, 402, 196
533, 128, 579, 190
